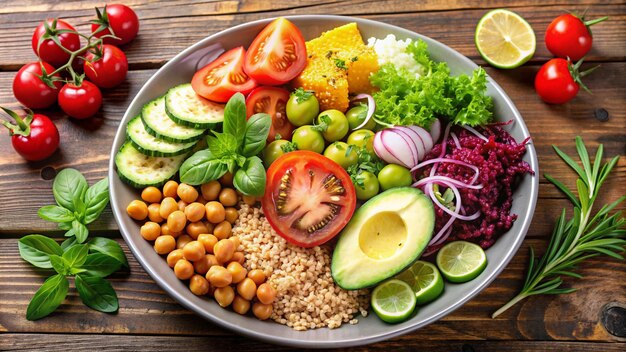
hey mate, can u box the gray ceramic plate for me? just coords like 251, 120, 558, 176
109, 15, 539, 348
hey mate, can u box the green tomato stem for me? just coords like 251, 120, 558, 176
584, 16, 608, 27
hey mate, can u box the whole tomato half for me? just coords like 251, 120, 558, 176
91, 4, 139, 45
1, 107, 59, 161
13, 62, 63, 109
58, 81, 103, 119
84, 44, 129, 88
545, 13, 608, 61
31, 19, 81, 67
535, 58, 582, 104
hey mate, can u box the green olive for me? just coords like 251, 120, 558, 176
347, 129, 375, 154
323, 142, 358, 170
291, 125, 325, 154
286, 90, 319, 126
377, 164, 413, 191
316, 109, 349, 142
262, 139, 290, 167
354, 171, 380, 200
346, 104, 376, 131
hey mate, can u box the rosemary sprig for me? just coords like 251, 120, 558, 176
492, 137, 625, 318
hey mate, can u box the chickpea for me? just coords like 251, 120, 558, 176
127, 200, 148, 220
174, 259, 194, 280
205, 254, 219, 268
193, 255, 210, 275
227, 261, 247, 284
206, 265, 232, 288
186, 221, 209, 239
252, 302, 273, 320
201, 180, 221, 201
232, 295, 250, 315
176, 234, 193, 249
154, 235, 176, 255
224, 207, 239, 224
162, 180, 179, 198
177, 199, 188, 211
214, 238, 235, 263
256, 283, 277, 305
213, 221, 232, 240
198, 234, 218, 253
185, 202, 205, 222
141, 186, 162, 203
214, 286, 235, 308
161, 223, 181, 238
230, 251, 245, 265
247, 269, 266, 286
159, 197, 178, 219
229, 236, 240, 249
177, 183, 199, 203
189, 274, 210, 296
182, 241, 206, 262
237, 278, 257, 301
167, 210, 186, 233
140, 221, 161, 241
218, 188, 238, 207
166, 249, 184, 268
242, 194, 256, 206
205, 201, 226, 224
147, 203, 164, 223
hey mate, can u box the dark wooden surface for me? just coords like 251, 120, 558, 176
1, 1, 625, 351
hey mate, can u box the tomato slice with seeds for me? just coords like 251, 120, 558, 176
246, 86, 294, 142
191, 46, 258, 103
243, 18, 307, 85
263, 151, 356, 248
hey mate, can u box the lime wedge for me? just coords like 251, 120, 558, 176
371, 279, 417, 324
436, 241, 487, 283
396, 260, 444, 305
475, 9, 536, 69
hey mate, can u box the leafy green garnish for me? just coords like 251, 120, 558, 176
292, 87, 314, 104
334, 58, 348, 70
280, 141, 298, 153
347, 145, 385, 187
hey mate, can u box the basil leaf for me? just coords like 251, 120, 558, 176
37, 205, 75, 223
84, 177, 109, 224
62, 244, 89, 268
61, 237, 77, 251
207, 132, 239, 158
75, 274, 118, 313
53, 168, 88, 212
49, 255, 69, 275
233, 156, 266, 197
179, 150, 228, 185
88, 237, 128, 267
58, 222, 72, 230
18, 235, 63, 269
223, 92, 247, 149
242, 113, 271, 157
82, 253, 123, 277
72, 220, 89, 243
26, 274, 69, 321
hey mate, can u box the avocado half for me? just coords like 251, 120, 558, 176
331, 187, 434, 290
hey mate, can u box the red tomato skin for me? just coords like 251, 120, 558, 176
31, 19, 81, 67
58, 81, 103, 119
545, 14, 591, 61
245, 86, 294, 142
91, 4, 139, 45
534, 58, 579, 104
84, 44, 129, 88
13, 62, 63, 109
11, 114, 60, 161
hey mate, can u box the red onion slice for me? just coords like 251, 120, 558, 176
351, 93, 375, 130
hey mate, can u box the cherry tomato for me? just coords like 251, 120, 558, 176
13, 62, 62, 109
192, 47, 258, 103
58, 81, 103, 119
262, 151, 356, 247
545, 13, 607, 61
31, 19, 80, 67
245, 86, 294, 142
91, 4, 139, 45
1, 108, 59, 161
84, 44, 128, 88
534, 58, 580, 104
243, 18, 307, 85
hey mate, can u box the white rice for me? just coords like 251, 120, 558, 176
367, 34, 423, 78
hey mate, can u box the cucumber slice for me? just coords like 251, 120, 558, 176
141, 96, 205, 143
126, 115, 197, 157
115, 142, 186, 188
165, 84, 225, 128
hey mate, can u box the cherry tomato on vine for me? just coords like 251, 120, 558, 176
13, 62, 62, 109
545, 13, 608, 61
31, 19, 81, 68
91, 4, 139, 45
58, 81, 103, 119
534, 58, 585, 104
1, 107, 59, 161
84, 44, 128, 88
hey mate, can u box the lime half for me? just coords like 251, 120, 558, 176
436, 241, 487, 283
396, 260, 444, 305
475, 9, 536, 69
371, 279, 417, 324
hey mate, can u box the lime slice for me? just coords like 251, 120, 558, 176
371, 279, 417, 324
436, 241, 487, 283
475, 9, 536, 69
396, 260, 444, 305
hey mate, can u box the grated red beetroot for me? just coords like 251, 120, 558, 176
419, 124, 533, 251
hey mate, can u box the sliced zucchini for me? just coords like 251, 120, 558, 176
126, 115, 196, 157
165, 84, 225, 128
141, 96, 205, 143
115, 142, 186, 188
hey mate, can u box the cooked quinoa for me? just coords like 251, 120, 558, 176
232, 203, 370, 330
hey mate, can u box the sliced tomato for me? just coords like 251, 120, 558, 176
243, 18, 307, 85
245, 86, 295, 142
191, 47, 257, 103
262, 151, 356, 248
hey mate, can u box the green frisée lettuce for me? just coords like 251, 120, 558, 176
370, 39, 493, 128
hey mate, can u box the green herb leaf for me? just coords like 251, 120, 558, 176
62, 244, 89, 269
207, 132, 239, 158
179, 149, 229, 185
222, 92, 247, 149
334, 58, 348, 70
84, 177, 109, 224
292, 88, 314, 104
52, 168, 88, 212
81, 253, 123, 277
242, 113, 271, 157
280, 141, 298, 153
26, 274, 69, 320
61, 237, 77, 251
233, 156, 266, 197
88, 237, 128, 268
75, 274, 118, 313
18, 235, 63, 269
313, 114, 330, 132
49, 255, 69, 275
72, 220, 89, 244
37, 205, 75, 223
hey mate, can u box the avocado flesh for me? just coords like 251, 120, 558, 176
331, 187, 434, 290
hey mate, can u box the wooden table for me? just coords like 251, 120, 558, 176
1, 1, 625, 351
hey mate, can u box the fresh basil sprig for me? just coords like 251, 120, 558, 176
180, 93, 271, 196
